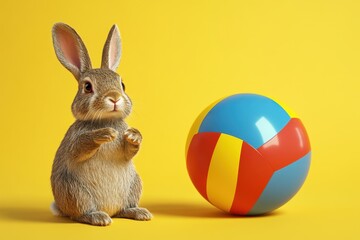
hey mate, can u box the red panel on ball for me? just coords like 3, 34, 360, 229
187, 132, 221, 200
258, 118, 311, 171
230, 142, 274, 214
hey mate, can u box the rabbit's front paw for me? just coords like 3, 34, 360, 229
124, 128, 142, 146
93, 127, 119, 145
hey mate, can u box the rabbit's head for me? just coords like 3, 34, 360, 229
52, 23, 131, 121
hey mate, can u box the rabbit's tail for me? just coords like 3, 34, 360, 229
50, 201, 65, 217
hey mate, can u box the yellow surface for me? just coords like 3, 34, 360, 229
0, 0, 359, 239
207, 134, 242, 212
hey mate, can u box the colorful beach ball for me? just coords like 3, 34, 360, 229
186, 94, 311, 215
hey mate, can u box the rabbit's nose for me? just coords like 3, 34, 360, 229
107, 91, 121, 103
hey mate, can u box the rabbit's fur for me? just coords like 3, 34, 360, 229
50, 23, 152, 226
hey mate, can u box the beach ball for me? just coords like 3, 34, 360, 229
186, 94, 311, 215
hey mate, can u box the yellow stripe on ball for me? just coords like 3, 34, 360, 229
206, 134, 243, 212
185, 98, 225, 154
273, 98, 298, 118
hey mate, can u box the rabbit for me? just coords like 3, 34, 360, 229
50, 23, 152, 226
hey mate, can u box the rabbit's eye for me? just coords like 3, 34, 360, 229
84, 82, 93, 93
121, 82, 125, 91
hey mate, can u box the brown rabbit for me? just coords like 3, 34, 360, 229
50, 23, 152, 226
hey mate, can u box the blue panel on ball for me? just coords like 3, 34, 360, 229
248, 152, 311, 215
198, 94, 291, 148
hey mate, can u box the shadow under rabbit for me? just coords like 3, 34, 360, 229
0, 205, 73, 224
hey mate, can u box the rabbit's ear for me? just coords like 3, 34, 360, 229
52, 23, 92, 80
101, 24, 121, 71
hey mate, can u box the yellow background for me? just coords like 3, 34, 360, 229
0, 0, 359, 239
